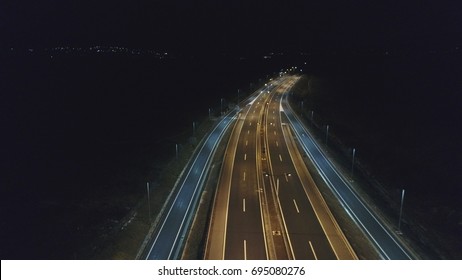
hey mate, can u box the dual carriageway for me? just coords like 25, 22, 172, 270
145, 75, 411, 260
205, 76, 356, 259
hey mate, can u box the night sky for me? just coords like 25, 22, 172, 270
2, 1, 461, 52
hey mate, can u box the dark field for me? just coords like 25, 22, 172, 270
0, 50, 281, 259
293, 49, 462, 258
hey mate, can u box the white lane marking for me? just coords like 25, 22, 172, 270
243, 171, 246, 181
276, 140, 279, 147
248, 130, 250, 134
284, 173, 289, 182
273, 110, 275, 114
309, 241, 318, 260
245, 140, 248, 146
243, 198, 246, 212
279, 154, 283, 162
249, 122, 252, 126
244, 240, 247, 260
244, 153, 247, 161
293, 199, 300, 213
274, 130, 277, 135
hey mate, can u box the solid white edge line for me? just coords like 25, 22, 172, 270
283, 92, 411, 260
148, 107, 235, 259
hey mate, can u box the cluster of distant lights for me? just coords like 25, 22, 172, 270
12, 46, 171, 58
279, 65, 304, 76
55, 46, 169, 57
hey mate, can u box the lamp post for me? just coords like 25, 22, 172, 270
325, 125, 329, 145
351, 148, 356, 177
220, 98, 224, 115
147, 182, 151, 223
398, 189, 405, 233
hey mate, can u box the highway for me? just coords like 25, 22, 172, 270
144, 73, 411, 260
205, 85, 272, 260
281, 88, 413, 260
205, 76, 356, 259
144, 106, 238, 259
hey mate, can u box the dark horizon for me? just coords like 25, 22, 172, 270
2, 1, 461, 53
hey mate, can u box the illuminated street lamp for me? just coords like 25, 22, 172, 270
351, 148, 356, 177
221, 98, 224, 115
398, 189, 405, 233
147, 182, 151, 223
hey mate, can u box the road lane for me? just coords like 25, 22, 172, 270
264, 85, 341, 259
145, 110, 239, 259
206, 87, 272, 259
207, 76, 355, 259
282, 82, 412, 260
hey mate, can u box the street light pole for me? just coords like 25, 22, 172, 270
220, 98, 224, 115
351, 148, 356, 176
326, 125, 329, 145
398, 189, 405, 233
147, 182, 151, 223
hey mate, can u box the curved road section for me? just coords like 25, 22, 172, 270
281, 81, 412, 260
205, 77, 356, 260
145, 109, 238, 259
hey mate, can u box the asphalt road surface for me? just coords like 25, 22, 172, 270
145, 107, 237, 259
281, 89, 412, 260
206, 76, 356, 259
